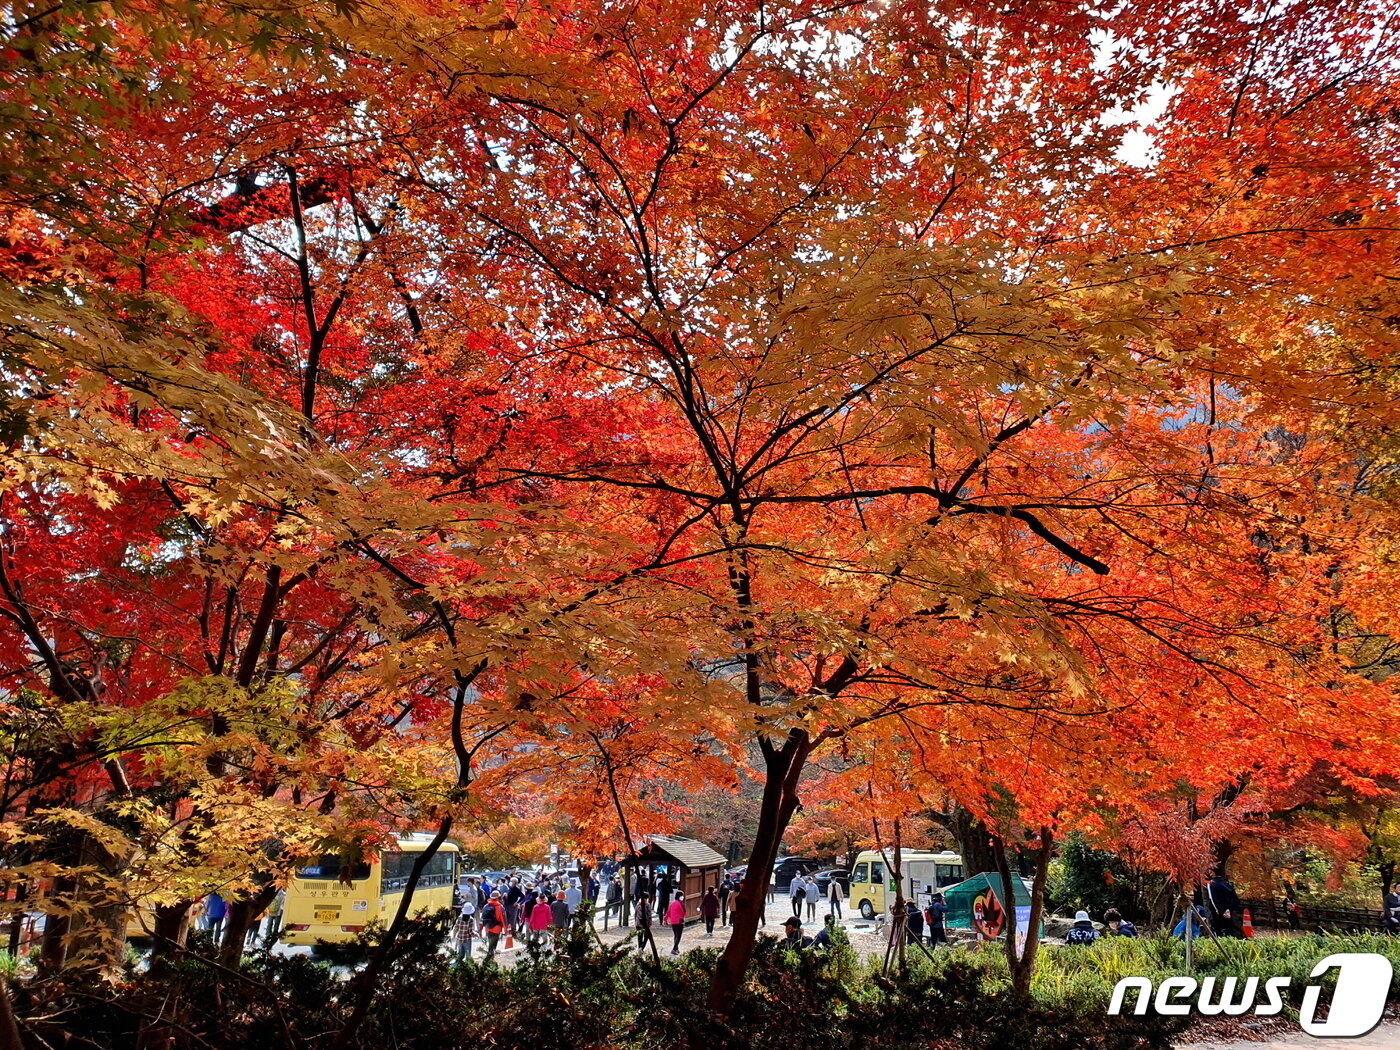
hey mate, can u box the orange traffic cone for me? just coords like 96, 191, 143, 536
505, 931, 515, 949
1242, 908, 1254, 939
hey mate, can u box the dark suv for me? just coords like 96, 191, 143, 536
771, 856, 822, 891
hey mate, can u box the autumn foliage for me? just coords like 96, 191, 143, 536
1, 0, 1399, 1023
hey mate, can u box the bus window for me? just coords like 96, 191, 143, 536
381, 850, 456, 892
853, 863, 869, 884
870, 861, 885, 885
297, 856, 371, 882
936, 864, 962, 886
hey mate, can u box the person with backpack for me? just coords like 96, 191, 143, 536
481, 891, 507, 963
925, 892, 948, 947
1065, 910, 1099, 945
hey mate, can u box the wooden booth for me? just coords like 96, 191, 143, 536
622, 836, 726, 921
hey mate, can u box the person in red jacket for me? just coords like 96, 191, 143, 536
481, 891, 507, 963
700, 887, 720, 936
666, 891, 688, 955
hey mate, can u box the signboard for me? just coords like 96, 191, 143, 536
1014, 905, 1032, 959
972, 888, 1005, 939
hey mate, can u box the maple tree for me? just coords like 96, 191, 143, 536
1, 0, 1399, 1030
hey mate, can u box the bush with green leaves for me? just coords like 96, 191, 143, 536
16, 915, 1399, 1050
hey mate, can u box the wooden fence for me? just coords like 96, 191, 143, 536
1240, 896, 1387, 933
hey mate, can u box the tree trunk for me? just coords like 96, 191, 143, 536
996, 826, 1052, 998
706, 728, 811, 1015
219, 884, 278, 966
37, 876, 74, 977
0, 974, 23, 1050
930, 803, 1000, 876
149, 901, 194, 961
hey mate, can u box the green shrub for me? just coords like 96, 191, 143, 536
13, 922, 1398, 1050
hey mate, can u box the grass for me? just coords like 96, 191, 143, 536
880, 932, 1400, 1016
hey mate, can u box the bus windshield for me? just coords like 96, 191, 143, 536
296, 856, 372, 882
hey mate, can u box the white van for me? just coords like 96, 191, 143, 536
847, 849, 964, 919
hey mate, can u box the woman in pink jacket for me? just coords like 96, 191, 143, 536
527, 893, 553, 949
666, 891, 687, 955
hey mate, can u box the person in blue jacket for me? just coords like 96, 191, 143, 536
1172, 904, 1208, 938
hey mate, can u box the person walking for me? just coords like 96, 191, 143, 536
203, 892, 227, 938
550, 890, 571, 947
667, 891, 687, 955
481, 891, 507, 963
718, 875, 733, 926
605, 876, 623, 923
925, 892, 948, 947
827, 876, 844, 920
700, 887, 720, 936
454, 900, 477, 961
804, 875, 820, 921
528, 893, 553, 948
263, 889, 285, 946
504, 878, 524, 936
1205, 872, 1243, 938
1283, 894, 1302, 932
789, 877, 805, 918
636, 891, 657, 955
565, 880, 582, 916
1065, 910, 1099, 945
905, 898, 924, 945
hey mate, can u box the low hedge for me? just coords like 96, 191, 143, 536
16, 916, 1397, 1050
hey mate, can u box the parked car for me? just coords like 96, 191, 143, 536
810, 868, 850, 894
771, 856, 822, 891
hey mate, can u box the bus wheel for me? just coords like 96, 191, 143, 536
860, 900, 875, 920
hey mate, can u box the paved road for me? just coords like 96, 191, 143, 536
1185, 1021, 1400, 1048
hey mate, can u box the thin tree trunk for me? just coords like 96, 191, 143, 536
997, 826, 1052, 997
37, 876, 74, 977
706, 728, 810, 1015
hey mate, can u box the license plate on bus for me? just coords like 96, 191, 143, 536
315, 909, 339, 924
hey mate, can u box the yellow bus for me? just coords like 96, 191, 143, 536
848, 849, 964, 920
282, 833, 460, 946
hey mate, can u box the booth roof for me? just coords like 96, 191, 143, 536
621, 836, 726, 869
